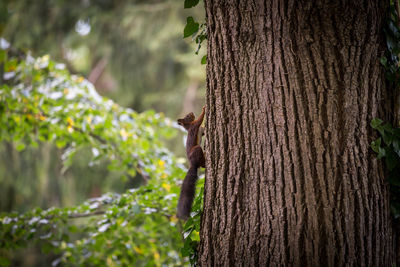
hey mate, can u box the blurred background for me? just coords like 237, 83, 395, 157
0, 0, 205, 265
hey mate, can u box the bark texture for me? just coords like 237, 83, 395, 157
200, 1, 395, 266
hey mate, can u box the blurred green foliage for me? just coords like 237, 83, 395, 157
0, 48, 204, 266
2, 0, 206, 113
0, 2, 206, 233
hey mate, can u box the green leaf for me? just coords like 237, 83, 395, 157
184, 17, 199, 38
382, 132, 393, 145
382, 122, 394, 134
184, 217, 194, 232
181, 237, 192, 256
201, 55, 207, 65
371, 118, 383, 129
378, 146, 386, 159
371, 138, 381, 153
184, 0, 200, 8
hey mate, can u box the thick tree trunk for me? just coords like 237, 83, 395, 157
200, 1, 395, 266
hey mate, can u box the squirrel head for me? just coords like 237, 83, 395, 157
177, 112, 195, 130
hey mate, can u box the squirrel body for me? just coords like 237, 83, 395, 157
177, 107, 205, 220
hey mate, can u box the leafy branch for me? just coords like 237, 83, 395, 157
183, 0, 207, 65
0, 47, 204, 266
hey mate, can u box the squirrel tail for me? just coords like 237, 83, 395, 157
177, 166, 198, 220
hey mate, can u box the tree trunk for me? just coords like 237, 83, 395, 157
200, 1, 395, 266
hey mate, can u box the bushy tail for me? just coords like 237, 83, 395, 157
177, 166, 198, 220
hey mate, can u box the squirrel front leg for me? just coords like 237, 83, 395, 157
192, 106, 205, 127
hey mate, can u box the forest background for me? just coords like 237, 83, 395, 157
0, 0, 206, 266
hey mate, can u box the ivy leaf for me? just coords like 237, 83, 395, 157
184, 17, 199, 38
378, 146, 386, 159
184, 0, 200, 9
371, 138, 381, 153
382, 132, 393, 146
371, 118, 383, 129
382, 122, 394, 134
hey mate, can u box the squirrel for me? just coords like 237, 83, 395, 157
176, 106, 205, 220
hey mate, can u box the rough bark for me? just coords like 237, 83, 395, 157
200, 1, 395, 266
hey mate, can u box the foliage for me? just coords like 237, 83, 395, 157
382, 3, 400, 83
183, 0, 207, 65
180, 187, 203, 266
371, 119, 400, 217
372, 2, 400, 219
0, 48, 203, 266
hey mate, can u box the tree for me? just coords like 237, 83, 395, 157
199, 1, 395, 265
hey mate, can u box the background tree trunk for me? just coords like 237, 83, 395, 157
200, 1, 395, 266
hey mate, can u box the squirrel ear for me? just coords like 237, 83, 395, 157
185, 112, 195, 121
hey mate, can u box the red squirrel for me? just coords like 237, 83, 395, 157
176, 106, 205, 220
